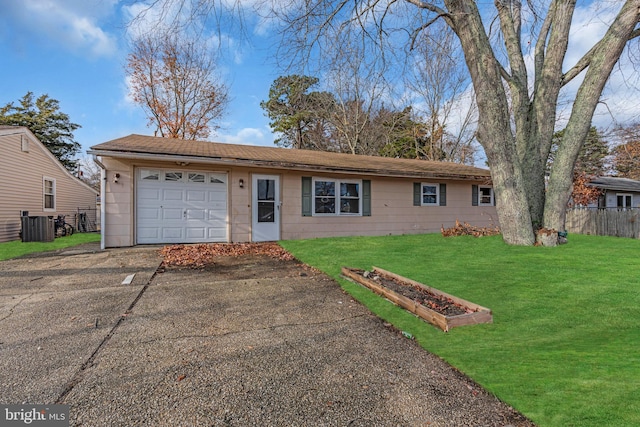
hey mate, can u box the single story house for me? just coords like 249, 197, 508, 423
0, 126, 99, 243
88, 134, 498, 248
588, 176, 640, 209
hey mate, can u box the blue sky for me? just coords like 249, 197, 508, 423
0, 0, 280, 156
0, 0, 638, 161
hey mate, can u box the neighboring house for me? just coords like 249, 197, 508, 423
88, 134, 498, 248
0, 126, 99, 243
587, 177, 640, 209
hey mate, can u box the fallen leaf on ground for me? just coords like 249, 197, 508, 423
160, 242, 296, 268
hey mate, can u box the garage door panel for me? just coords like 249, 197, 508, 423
162, 228, 184, 239
209, 191, 226, 202
139, 188, 161, 200
162, 208, 183, 220
208, 210, 227, 221
186, 190, 207, 201
163, 189, 184, 201
138, 207, 161, 220
137, 168, 228, 244
138, 227, 160, 240
186, 228, 206, 238
186, 209, 206, 220
208, 227, 227, 239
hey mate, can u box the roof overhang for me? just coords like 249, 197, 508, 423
88, 148, 492, 182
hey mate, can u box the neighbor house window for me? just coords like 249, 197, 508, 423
617, 193, 633, 209
21, 135, 29, 152
43, 178, 55, 210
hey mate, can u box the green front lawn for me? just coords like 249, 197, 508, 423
0, 233, 101, 261
280, 233, 640, 427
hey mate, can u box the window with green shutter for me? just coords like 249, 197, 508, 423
302, 177, 370, 216
414, 182, 446, 206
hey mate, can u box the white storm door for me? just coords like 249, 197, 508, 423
251, 174, 280, 242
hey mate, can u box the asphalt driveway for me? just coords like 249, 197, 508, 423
0, 244, 534, 426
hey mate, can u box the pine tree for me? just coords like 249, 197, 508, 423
0, 92, 81, 171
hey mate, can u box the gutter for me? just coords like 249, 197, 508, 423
92, 155, 107, 251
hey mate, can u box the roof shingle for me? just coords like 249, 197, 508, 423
90, 134, 491, 181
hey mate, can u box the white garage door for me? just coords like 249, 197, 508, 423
136, 168, 228, 244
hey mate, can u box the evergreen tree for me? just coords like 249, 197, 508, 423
0, 92, 81, 171
261, 75, 336, 150
549, 127, 609, 177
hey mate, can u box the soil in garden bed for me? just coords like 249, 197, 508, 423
356, 269, 474, 316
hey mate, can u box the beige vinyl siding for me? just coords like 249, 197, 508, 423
229, 169, 250, 243
0, 129, 98, 243
280, 173, 498, 240
101, 158, 134, 247
97, 158, 498, 247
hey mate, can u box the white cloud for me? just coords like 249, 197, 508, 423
217, 127, 275, 146
0, 0, 118, 57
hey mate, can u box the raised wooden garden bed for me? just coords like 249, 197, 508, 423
341, 266, 492, 332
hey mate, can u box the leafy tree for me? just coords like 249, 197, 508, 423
0, 92, 81, 171
611, 123, 640, 180
260, 75, 335, 150
275, 1, 640, 246
126, 33, 229, 140
570, 172, 604, 207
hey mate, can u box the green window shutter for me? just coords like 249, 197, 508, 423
302, 177, 312, 216
472, 185, 478, 206
362, 180, 371, 216
439, 183, 447, 206
413, 182, 421, 206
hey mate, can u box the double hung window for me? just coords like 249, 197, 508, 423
313, 179, 361, 215
478, 186, 494, 206
421, 183, 439, 206
43, 178, 55, 210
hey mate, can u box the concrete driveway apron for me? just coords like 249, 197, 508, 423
0, 247, 533, 427
0, 245, 161, 405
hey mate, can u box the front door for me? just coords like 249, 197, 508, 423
251, 174, 280, 242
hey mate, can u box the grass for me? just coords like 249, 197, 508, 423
0, 232, 101, 261
280, 233, 640, 427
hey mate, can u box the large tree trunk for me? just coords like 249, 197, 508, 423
446, 0, 535, 245
521, 0, 576, 230
544, 0, 640, 232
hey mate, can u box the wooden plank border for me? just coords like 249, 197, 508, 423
341, 267, 492, 332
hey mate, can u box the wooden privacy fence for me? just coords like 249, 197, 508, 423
565, 208, 640, 239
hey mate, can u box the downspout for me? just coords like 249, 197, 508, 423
92, 155, 107, 251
